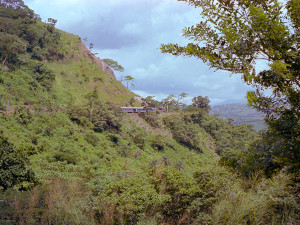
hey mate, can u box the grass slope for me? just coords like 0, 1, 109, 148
0, 28, 136, 111
50, 30, 136, 107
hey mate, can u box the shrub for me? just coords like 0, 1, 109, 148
163, 115, 203, 151
155, 167, 210, 224
84, 131, 99, 147
150, 134, 167, 151
26, 62, 56, 91
14, 106, 33, 125
0, 135, 35, 191
126, 124, 148, 149
212, 171, 299, 224
1, 178, 95, 225
141, 113, 160, 128
68, 100, 123, 132
98, 176, 162, 224
116, 139, 132, 157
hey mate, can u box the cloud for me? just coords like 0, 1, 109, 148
24, 0, 256, 105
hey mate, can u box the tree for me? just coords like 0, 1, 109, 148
161, 0, 299, 172
192, 96, 211, 112
68, 92, 123, 132
0, 32, 27, 65
162, 94, 176, 112
177, 92, 188, 107
143, 96, 155, 107
0, 134, 35, 191
102, 58, 125, 72
124, 75, 134, 89
142, 96, 162, 108
89, 43, 94, 51
47, 18, 57, 27
46, 18, 57, 33
0, 0, 26, 9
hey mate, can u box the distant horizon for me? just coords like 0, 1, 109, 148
136, 94, 249, 107
212, 100, 248, 106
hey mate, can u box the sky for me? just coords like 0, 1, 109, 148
24, 0, 258, 105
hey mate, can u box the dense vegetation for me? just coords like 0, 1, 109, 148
0, 1, 299, 224
1, 102, 298, 224
161, 0, 300, 174
0, 0, 135, 110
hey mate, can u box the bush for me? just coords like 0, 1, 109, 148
68, 99, 123, 132
163, 114, 203, 151
0, 179, 95, 225
0, 135, 35, 191
141, 113, 160, 128
31, 46, 44, 60
98, 176, 162, 224
14, 106, 33, 125
30, 63, 55, 91
126, 124, 148, 149
212, 171, 299, 224
84, 131, 99, 147
150, 134, 167, 151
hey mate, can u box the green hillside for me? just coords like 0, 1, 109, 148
48, 31, 137, 107
0, 5, 135, 111
0, 1, 298, 225
211, 104, 266, 131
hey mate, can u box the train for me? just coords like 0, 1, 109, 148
121, 107, 158, 113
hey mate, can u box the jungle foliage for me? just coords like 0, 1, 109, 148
0, 1, 299, 224
161, 0, 300, 174
0, 105, 298, 224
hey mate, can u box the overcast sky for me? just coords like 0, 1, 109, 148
24, 0, 258, 105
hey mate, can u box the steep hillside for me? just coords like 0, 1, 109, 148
48, 30, 136, 107
211, 104, 266, 131
0, 6, 136, 112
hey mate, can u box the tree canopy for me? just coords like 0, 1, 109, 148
102, 58, 125, 72
0, 32, 27, 65
0, 134, 35, 191
124, 75, 134, 89
0, 0, 27, 9
192, 96, 211, 112
0, 1, 62, 66
161, 0, 300, 172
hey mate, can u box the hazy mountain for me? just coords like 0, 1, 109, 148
211, 104, 266, 131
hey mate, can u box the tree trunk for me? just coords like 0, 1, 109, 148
2, 53, 8, 65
